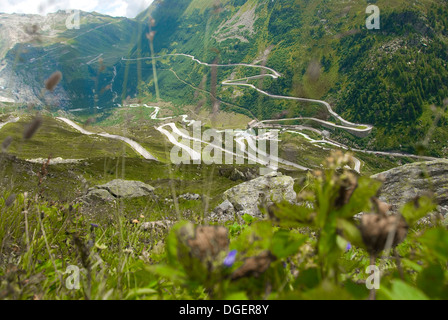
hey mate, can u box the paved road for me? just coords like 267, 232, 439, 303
56, 117, 158, 161
0, 116, 19, 129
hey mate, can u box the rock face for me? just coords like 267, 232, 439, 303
84, 179, 155, 202
210, 172, 296, 221
372, 159, 448, 215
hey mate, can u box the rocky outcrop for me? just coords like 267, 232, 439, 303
26, 157, 84, 165
210, 172, 296, 221
179, 193, 201, 201
140, 220, 175, 232
219, 167, 259, 181
83, 179, 155, 202
372, 159, 448, 215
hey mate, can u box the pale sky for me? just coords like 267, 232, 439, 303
0, 0, 154, 18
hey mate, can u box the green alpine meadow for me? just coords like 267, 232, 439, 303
0, 0, 447, 303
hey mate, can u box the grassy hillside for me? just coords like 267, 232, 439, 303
0, 115, 137, 159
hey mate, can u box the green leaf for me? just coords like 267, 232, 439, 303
241, 214, 255, 224
381, 280, 429, 300
337, 219, 365, 249
336, 235, 349, 251
419, 227, 448, 262
344, 280, 369, 300
318, 218, 339, 266
165, 220, 190, 266
294, 268, 321, 290
146, 264, 186, 283
273, 201, 315, 228
95, 243, 107, 250
125, 288, 157, 300
334, 176, 381, 219
400, 196, 437, 226
417, 264, 448, 299
224, 292, 248, 300
401, 258, 423, 273
230, 221, 273, 255
301, 280, 354, 300
270, 230, 307, 259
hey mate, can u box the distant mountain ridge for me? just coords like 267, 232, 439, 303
0, 10, 142, 110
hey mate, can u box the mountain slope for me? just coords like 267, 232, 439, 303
120, 0, 448, 156
0, 11, 143, 110
1, 0, 448, 157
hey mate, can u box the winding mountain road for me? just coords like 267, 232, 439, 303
122, 53, 373, 134
121, 53, 441, 173
1, 53, 435, 173
56, 117, 157, 161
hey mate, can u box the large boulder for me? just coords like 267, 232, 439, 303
210, 171, 296, 221
372, 159, 448, 215
84, 179, 155, 202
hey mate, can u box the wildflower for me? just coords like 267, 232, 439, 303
186, 226, 229, 261
359, 199, 408, 255
223, 250, 237, 267
346, 242, 352, 251
231, 250, 276, 281
334, 170, 358, 208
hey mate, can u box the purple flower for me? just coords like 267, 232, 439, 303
223, 250, 237, 267
346, 242, 352, 251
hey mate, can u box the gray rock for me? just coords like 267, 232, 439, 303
218, 167, 259, 181
179, 193, 201, 200
141, 220, 175, 231
216, 199, 235, 212
208, 200, 236, 223
84, 179, 155, 202
211, 171, 296, 220
94, 179, 155, 198
372, 159, 448, 215
229, 168, 246, 181
84, 188, 115, 202
215, 199, 236, 215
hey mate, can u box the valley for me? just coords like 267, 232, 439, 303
0, 0, 447, 302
